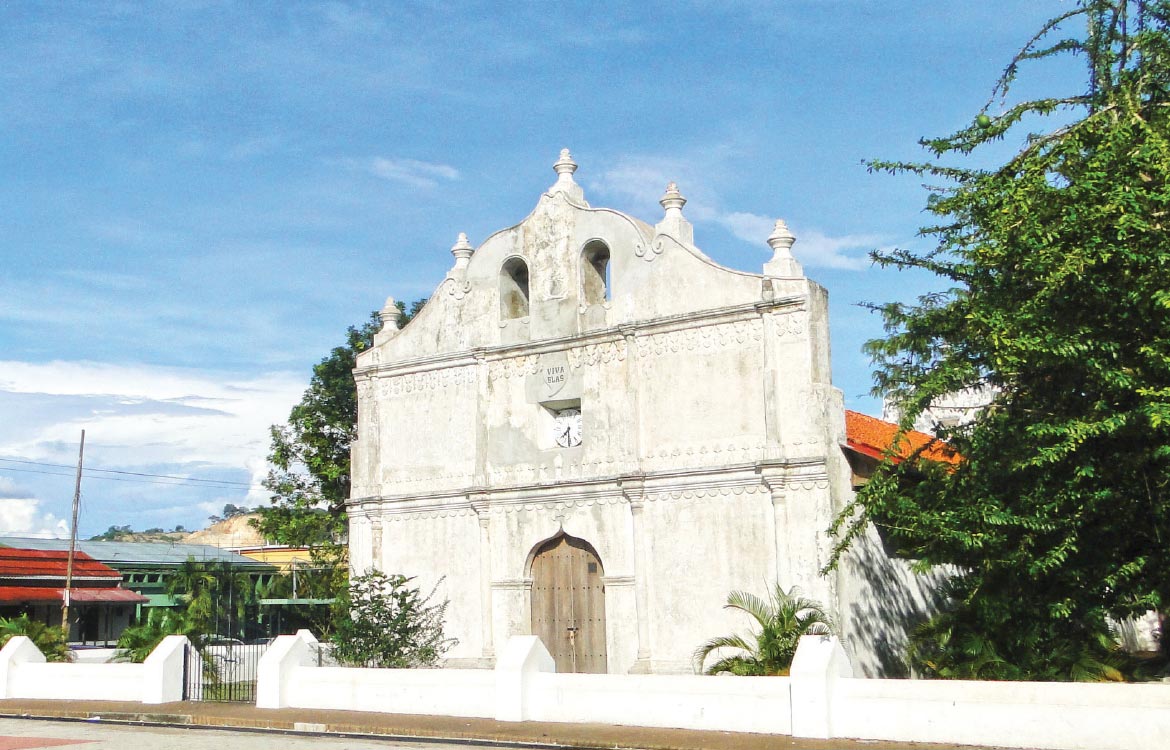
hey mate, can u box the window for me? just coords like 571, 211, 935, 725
500, 257, 530, 319
581, 241, 611, 305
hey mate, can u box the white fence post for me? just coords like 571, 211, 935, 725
0, 636, 45, 699
256, 629, 319, 709
494, 635, 554, 722
142, 635, 189, 704
789, 634, 852, 739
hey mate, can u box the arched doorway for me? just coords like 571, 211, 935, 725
529, 533, 607, 673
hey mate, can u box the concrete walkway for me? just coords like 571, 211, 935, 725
0, 699, 994, 750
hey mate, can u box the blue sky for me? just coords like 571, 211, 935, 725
0, 1, 1077, 537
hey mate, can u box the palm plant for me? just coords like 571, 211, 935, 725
114, 608, 192, 663
693, 584, 832, 676
0, 614, 71, 662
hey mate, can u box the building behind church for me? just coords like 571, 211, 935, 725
349, 151, 938, 677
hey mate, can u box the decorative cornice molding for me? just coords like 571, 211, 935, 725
757, 456, 832, 491
353, 298, 805, 379
644, 485, 766, 502
636, 318, 763, 357
349, 463, 807, 521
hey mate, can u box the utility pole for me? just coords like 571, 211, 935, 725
60, 430, 85, 635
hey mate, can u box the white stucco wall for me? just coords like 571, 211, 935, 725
379, 512, 484, 662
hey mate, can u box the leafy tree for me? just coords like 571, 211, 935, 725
208, 503, 253, 524
692, 585, 831, 676
330, 570, 455, 668
90, 524, 133, 541
0, 615, 71, 662
255, 299, 427, 547
831, 1, 1170, 679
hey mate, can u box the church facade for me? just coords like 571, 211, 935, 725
348, 151, 931, 676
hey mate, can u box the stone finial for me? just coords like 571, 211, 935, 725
768, 220, 795, 253
548, 148, 587, 204
654, 182, 693, 245
553, 148, 578, 178
659, 182, 687, 216
451, 232, 474, 269
379, 296, 400, 332
764, 219, 803, 277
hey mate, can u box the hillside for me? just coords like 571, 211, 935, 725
87, 513, 267, 549
181, 513, 266, 548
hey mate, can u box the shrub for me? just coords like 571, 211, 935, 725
330, 571, 456, 668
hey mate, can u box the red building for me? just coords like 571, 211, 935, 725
0, 547, 148, 645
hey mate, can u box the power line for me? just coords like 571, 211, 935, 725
0, 466, 78, 479
0, 466, 267, 490
0, 457, 258, 488
0, 465, 268, 491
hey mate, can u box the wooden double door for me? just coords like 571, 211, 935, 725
530, 533, 608, 673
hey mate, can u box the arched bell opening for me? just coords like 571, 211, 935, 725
500, 256, 531, 320
580, 240, 611, 306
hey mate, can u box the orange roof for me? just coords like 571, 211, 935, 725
0, 548, 123, 582
845, 410, 961, 465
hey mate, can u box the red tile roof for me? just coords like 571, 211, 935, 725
845, 410, 961, 465
0, 548, 123, 582
0, 586, 147, 604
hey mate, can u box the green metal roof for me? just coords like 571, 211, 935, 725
0, 537, 273, 568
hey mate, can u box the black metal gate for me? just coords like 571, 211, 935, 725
183, 640, 262, 702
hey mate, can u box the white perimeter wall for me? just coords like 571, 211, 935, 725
0, 634, 187, 704
526, 672, 791, 734
833, 676, 1169, 750
286, 665, 495, 718
258, 632, 789, 734
259, 631, 1168, 750
5, 628, 1167, 750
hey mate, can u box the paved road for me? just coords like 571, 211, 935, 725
0, 719, 511, 750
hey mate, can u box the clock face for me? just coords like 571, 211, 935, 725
553, 408, 582, 448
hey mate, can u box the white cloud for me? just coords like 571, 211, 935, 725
713, 211, 775, 244
0, 360, 306, 532
337, 156, 461, 189
715, 212, 876, 270
592, 153, 876, 271
0, 479, 68, 538
793, 229, 882, 271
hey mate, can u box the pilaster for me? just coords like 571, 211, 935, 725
622, 478, 653, 673
473, 497, 495, 660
